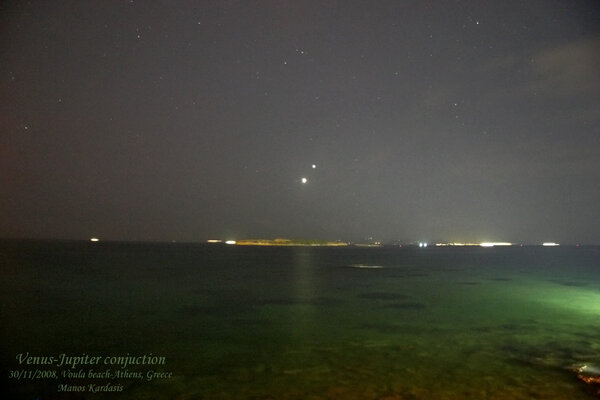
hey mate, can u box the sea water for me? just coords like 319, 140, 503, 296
2, 240, 599, 399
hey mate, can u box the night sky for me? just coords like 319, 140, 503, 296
1, 1, 599, 244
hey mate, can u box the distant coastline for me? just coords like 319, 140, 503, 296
226, 238, 349, 247
203, 239, 575, 248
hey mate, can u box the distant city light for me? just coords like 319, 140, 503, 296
543, 242, 560, 246
207, 239, 222, 243
480, 242, 512, 247
225, 240, 236, 245
90, 237, 99, 242
301, 177, 308, 184
435, 242, 479, 246
419, 242, 427, 248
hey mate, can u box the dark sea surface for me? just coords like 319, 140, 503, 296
2, 240, 600, 399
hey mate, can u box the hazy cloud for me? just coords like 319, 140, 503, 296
530, 37, 600, 96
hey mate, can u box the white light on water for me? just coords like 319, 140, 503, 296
350, 264, 384, 269
543, 242, 560, 246
480, 242, 512, 247
90, 238, 99, 242
225, 240, 236, 245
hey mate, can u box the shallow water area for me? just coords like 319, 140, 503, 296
2, 241, 599, 399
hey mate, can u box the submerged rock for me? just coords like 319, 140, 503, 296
574, 364, 600, 396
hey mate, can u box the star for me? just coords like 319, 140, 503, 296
301, 177, 308, 184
